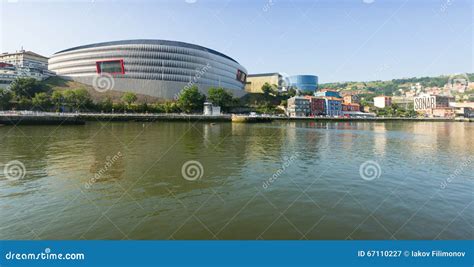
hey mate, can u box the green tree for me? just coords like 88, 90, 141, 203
406, 109, 417, 117
271, 84, 280, 96
162, 101, 179, 114
17, 97, 32, 110
62, 90, 76, 110
51, 91, 64, 111
10, 78, 45, 99
256, 102, 277, 114
138, 102, 149, 113
31, 92, 51, 111
113, 102, 126, 113
207, 87, 233, 111
99, 97, 113, 112
72, 89, 92, 111
60, 89, 92, 112
0, 89, 12, 110
285, 88, 297, 98
261, 82, 276, 97
121, 92, 137, 108
177, 85, 205, 113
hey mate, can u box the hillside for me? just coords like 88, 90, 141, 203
320, 73, 474, 99
42, 77, 162, 104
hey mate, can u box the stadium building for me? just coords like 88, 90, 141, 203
48, 39, 248, 99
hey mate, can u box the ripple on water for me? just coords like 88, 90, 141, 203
0, 121, 472, 239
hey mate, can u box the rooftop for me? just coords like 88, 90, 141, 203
247, 72, 280, 78
342, 103, 360, 106
53, 39, 240, 64
324, 97, 343, 101
319, 88, 339, 92
0, 50, 48, 59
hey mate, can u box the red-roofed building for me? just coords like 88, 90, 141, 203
304, 96, 325, 116
342, 103, 360, 112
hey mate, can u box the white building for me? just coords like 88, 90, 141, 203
0, 50, 49, 70
0, 50, 53, 88
287, 96, 310, 117
373, 96, 392, 108
449, 102, 474, 118
203, 102, 221, 116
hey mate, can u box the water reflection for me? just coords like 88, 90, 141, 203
0, 121, 472, 240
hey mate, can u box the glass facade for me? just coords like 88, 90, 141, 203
96, 60, 124, 74
289, 75, 318, 92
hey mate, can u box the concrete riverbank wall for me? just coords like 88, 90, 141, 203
0, 112, 472, 126
0, 114, 85, 125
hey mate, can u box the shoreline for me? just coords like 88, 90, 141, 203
0, 112, 472, 125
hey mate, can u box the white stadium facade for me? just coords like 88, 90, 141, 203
48, 39, 248, 99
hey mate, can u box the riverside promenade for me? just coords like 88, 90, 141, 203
0, 111, 472, 125
0, 111, 85, 125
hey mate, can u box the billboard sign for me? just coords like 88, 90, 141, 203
414, 96, 436, 111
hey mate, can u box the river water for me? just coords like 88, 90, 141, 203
0, 121, 472, 239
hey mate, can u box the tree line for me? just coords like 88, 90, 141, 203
0, 78, 239, 114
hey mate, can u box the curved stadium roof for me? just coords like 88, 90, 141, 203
54, 39, 239, 64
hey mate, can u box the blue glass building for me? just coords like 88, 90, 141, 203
289, 75, 318, 92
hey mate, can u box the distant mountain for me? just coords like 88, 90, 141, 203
320, 73, 474, 97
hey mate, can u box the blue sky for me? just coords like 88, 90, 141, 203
1, 0, 472, 83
